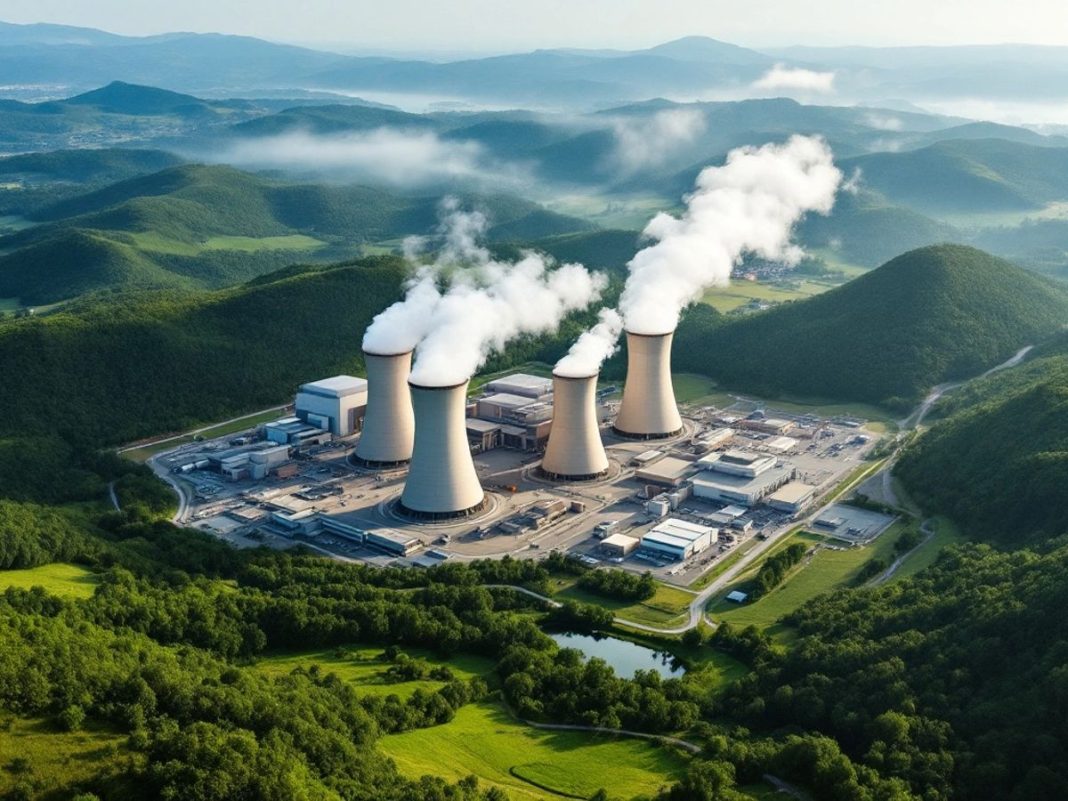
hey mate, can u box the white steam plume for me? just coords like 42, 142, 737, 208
620, 135, 842, 335
554, 308, 624, 377
365, 199, 607, 386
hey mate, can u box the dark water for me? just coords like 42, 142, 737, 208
550, 632, 685, 679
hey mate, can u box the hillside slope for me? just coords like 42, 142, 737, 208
0, 257, 405, 445
0, 164, 593, 304
896, 338, 1068, 541
675, 245, 1068, 408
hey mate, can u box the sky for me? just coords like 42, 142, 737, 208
2, 0, 1068, 54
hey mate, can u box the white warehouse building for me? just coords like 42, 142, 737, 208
295, 375, 368, 437
640, 518, 717, 561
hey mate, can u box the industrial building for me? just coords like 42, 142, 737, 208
353, 350, 415, 467
766, 481, 817, 514
541, 372, 610, 481
265, 416, 331, 447
206, 443, 296, 481
295, 375, 368, 437
691, 448, 795, 506
600, 532, 640, 558
743, 416, 796, 435
635, 455, 695, 487
472, 392, 553, 451
483, 373, 553, 400
640, 518, 717, 561
614, 331, 683, 440
695, 427, 735, 452
400, 380, 486, 520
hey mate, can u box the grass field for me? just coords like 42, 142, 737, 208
252, 645, 495, 699
606, 627, 750, 692
700, 278, 837, 313
378, 702, 687, 801
890, 517, 966, 581
558, 581, 696, 627
0, 563, 99, 600
0, 717, 134, 798
120, 407, 289, 462
707, 524, 907, 630
128, 231, 326, 256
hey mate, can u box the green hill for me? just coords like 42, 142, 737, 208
842, 139, 1068, 213
675, 244, 1068, 409
0, 164, 595, 304
0, 257, 405, 446
60, 80, 216, 116
895, 338, 1068, 541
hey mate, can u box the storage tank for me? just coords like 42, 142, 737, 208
353, 349, 415, 468
541, 372, 609, 481
613, 330, 683, 440
399, 380, 486, 520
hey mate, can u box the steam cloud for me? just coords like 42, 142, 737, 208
619, 135, 842, 335
364, 200, 607, 386
554, 308, 624, 378
753, 64, 836, 93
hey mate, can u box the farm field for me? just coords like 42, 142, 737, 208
252, 645, 495, 700
378, 701, 688, 801
0, 563, 99, 599
127, 231, 327, 255
707, 524, 909, 630
700, 278, 836, 313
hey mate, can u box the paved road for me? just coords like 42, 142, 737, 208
107, 481, 120, 512
871, 517, 936, 585
117, 404, 291, 455
148, 456, 190, 524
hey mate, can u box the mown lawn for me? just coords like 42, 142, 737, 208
707, 525, 906, 630
0, 717, 135, 798
252, 645, 495, 700
558, 581, 696, 627
0, 563, 99, 600
378, 701, 687, 801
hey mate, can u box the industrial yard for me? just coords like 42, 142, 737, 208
152, 361, 884, 589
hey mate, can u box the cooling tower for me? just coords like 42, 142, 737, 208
613, 330, 683, 440
353, 350, 415, 468
398, 380, 486, 520
541, 372, 609, 481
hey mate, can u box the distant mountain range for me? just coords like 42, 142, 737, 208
7, 21, 1068, 113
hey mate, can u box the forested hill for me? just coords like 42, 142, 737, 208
674, 244, 1068, 409
0, 257, 406, 447
895, 338, 1068, 542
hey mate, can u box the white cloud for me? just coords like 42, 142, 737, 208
215, 128, 526, 188
864, 112, 904, 131
753, 64, 836, 94
611, 108, 707, 173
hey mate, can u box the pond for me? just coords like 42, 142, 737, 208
550, 632, 685, 679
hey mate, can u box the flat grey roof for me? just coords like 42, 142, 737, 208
299, 375, 368, 398
693, 464, 793, 494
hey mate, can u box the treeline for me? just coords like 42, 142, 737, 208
577, 568, 657, 601
750, 542, 807, 599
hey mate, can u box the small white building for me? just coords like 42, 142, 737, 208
766, 481, 818, 514
295, 375, 368, 437
600, 532, 640, 558
484, 373, 553, 400
640, 518, 717, 561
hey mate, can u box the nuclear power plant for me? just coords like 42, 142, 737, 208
540, 372, 609, 481
352, 350, 415, 468
398, 380, 487, 520
613, 330, 683, 440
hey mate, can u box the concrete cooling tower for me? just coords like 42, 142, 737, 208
353, 350, 415, 468
613, 330, 683, 440
541, 372, 609, 481
399, 380, 486, 520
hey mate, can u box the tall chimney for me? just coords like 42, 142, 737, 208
613, 330, 683, 440
541, 372, 609, 481
353, 350, 415, 468
399, 380, 486, 520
